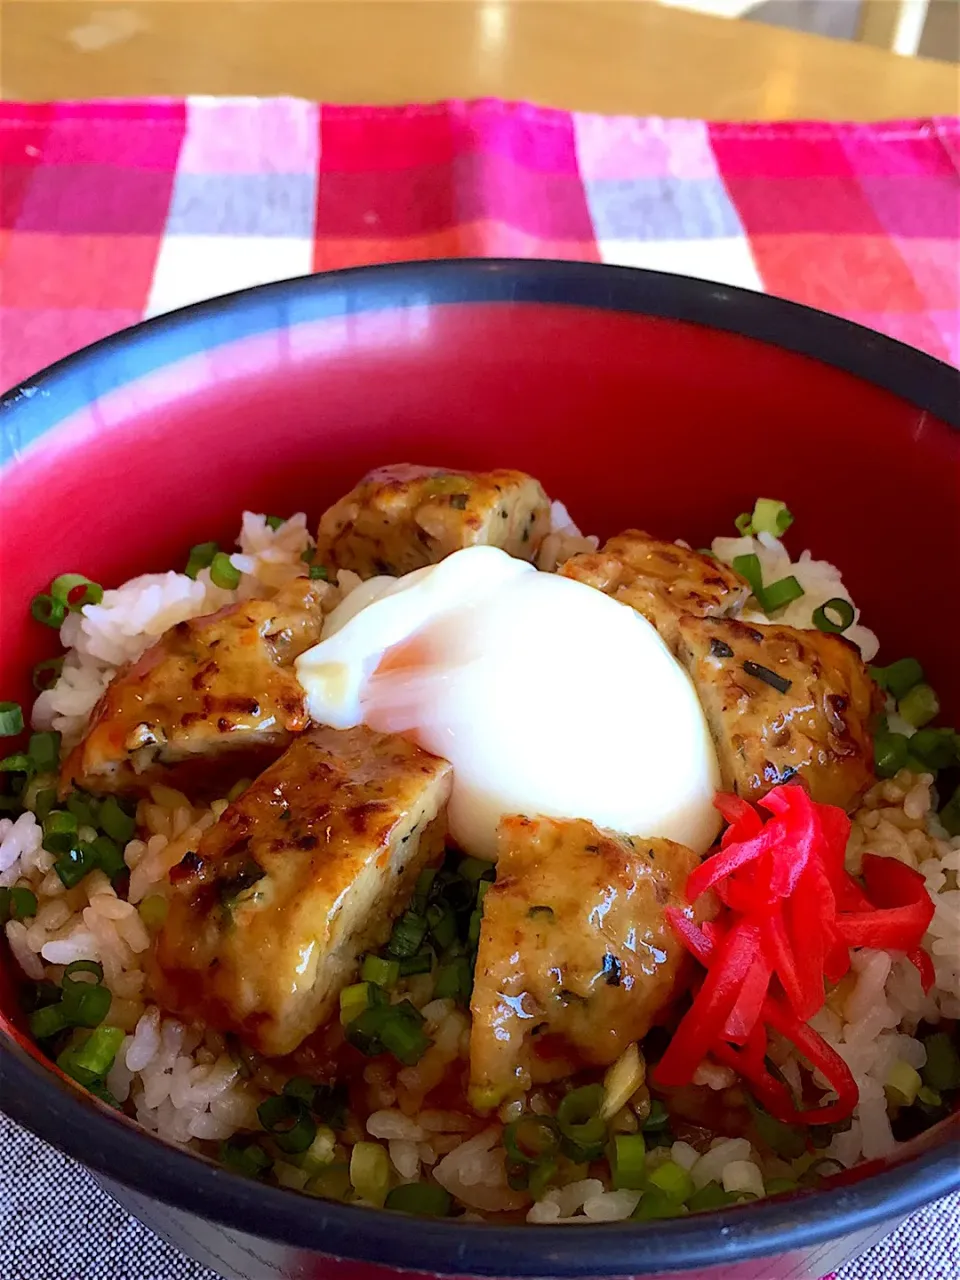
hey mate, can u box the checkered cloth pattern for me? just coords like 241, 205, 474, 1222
1, 99, 958, 395
1, 97, 958, 1280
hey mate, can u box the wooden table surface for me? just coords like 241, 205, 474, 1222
2, 0, 959, 119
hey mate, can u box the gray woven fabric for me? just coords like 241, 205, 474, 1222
1, 1113, 958, 1280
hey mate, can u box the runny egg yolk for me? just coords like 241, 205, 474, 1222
295, 547, 722, 860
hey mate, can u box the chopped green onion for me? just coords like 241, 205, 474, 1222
383, 1182, 452, 1217
647, 1160, 694, 1203
760, 576, 804, 613
908, 728, 960, 772
226, 777, 251, 803
65, 791, 98, 828
397, 953, 432, 977
98, 795, 136, 844
764, 1176, 800, 1197
427, 903, 457, 950
609, 1133, 647, 1191
898, 683, 939, 729
361, 954, 400, 988
265, 515, 286, 531
70, 1025, 124, 1075
885, 1061, 922, 1106
31, 594, 66, 629
752, 498, 794, 537
25, 781, 56, 822
282, 1076, 318, 1106
731, 553, 764, 602
138, 895, 168, 931
307, 1161, 351, 1200
51, 574, 103, 611
642, 1099, 671, 1132
89, 834, 125, 880
349, 1141, 391, 1207
62, 959, 105, 988
467, 908, 483, 948
379, 1001, 432, 1066
339, 982, 377, 1026
503, 1116, 561, 1166
870, 657, 924, 700
221, 1137, 272, 1179
734, 511, 753, 535
529, 1158, 558, 1200
434, 956, 472, 1003
940, 785, 960, 837
557, 1084, 607, 1160
29, 731, 61, 772
0, 753, 35, 777
632, 1186, 687, 1220
922, 1032, 960, 1093
29, 1003, 69, 1039
748, 1099, 806, 1159
209, 552, 241, 591
300, 1124, 337, 1174
257, 1094, 317, 1154
54, 842, 98, 888
812, 597, 855, 635
687, 1183, 741, 1212
32, 658, 64, 692
875, 732, 910, 779
458, 856, 495, 884
0, 702, 24, 736
412, 866, 436, 906
386, 911, 428, 959
0, 886, 38, 922
184, 541, 219, 580
42, 809, 79, 854
308, 565, 328, 581
917, 1086, 943, 1109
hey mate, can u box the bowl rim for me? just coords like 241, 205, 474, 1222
2, 258, 959, 1275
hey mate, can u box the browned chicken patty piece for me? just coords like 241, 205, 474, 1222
560, 530, 750, 653
676, 615, 881, 810
315, 464, 551, 578
149, 725, 453, 1058
61, 579, 329, 797
469, 815, 702, 1110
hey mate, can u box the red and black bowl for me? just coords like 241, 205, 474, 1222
1, 259, 958, 1280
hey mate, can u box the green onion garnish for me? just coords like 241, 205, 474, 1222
433, 956, 472, 1003
378, 1001, 431, 1066
869, 657, 924, 700
922, 1032, 960, 1093
503, 1116, 561, 1166
43, 809, 79, 853
0, 886, 38, 923
62, 1025, 125, 1079
642, 1099, 670, 1131
687, 1183, 741, 1212
759, 575, 803, 613
427, 903, 458, 950
349, 1141, 391, 1207
29, 1003, 69, 1039
898, 683, 939, 730
30, 594, 66, 629
221, 1136, 273, 1179
908, 728, 960, 772
557, 1083, 607, 1160
257, 1094, 317, 1154
916, 1085, 943, 1110
32, 788, 57, 823
281, 1076, 318, 1106
308, 564, 328, 581
89, 834, 125, 880
647, 1160, 695, 1203
29, 731, 61, 772
0, 753, 36, 777
875, 732, 910, 779
361, 954, 400, 988
265, 516, 286, 531
66, 791, 99, 829
609, 1133, 647, 1190
98, 795, 136, 844
383, 1182, 452, 1217
386, 911, 428, 959
734, 498, 794, 538
0, 703, 24, 737
632, 1186, 687, 1220
184, 541, 219, 580
209, 552, 241, 591
397, 953, 432, 977
54, 842, 99, 888
812, 597, 855, 635
939, 784, 960, 837
339, 981, 377, 1026
32, 658, 64, 693
458, 856, 495, 884
62, 982, 112, 1029
51, 574, 103, 611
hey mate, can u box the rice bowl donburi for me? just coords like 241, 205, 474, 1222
2, 465, 958, 1224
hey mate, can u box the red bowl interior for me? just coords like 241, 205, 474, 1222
1, 286, 958, 1270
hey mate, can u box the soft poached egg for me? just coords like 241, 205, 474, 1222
295, 547, 721, 860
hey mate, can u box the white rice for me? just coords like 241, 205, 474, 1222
711, 530, 879, 661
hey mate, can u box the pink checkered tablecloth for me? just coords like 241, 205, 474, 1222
0, 98, 958, 1280
1, 99, 958, 395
